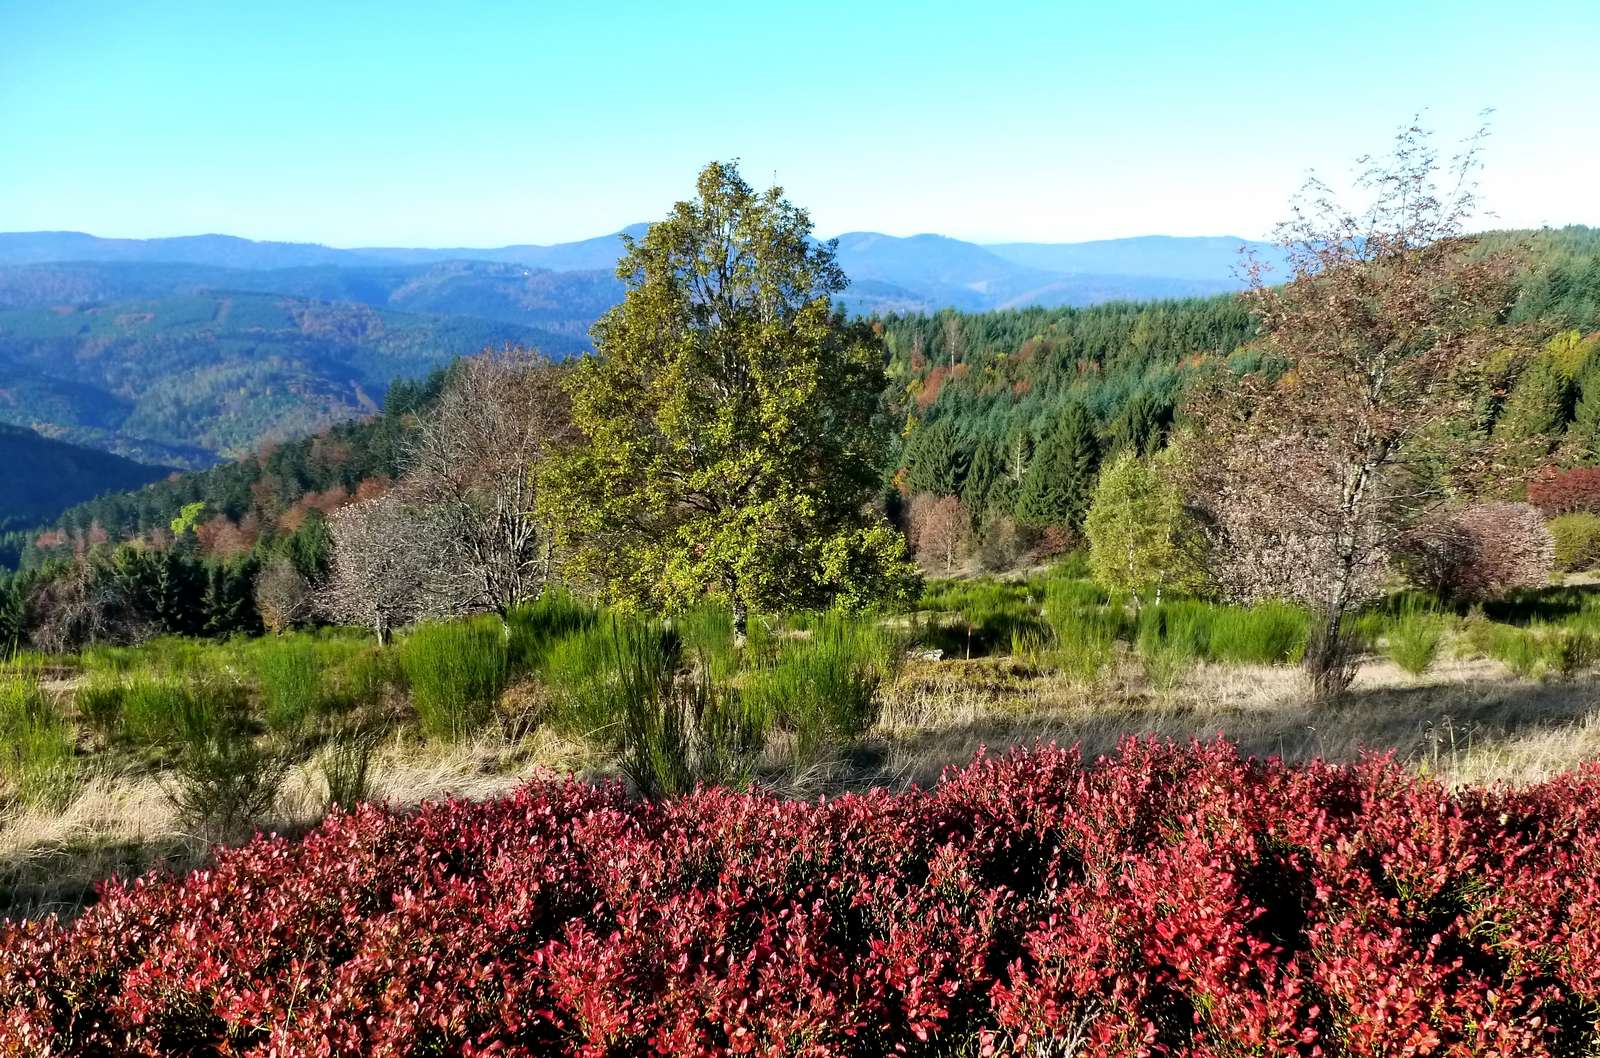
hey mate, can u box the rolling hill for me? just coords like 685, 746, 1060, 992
0, 423, 173, 531
0, 290, 572, 467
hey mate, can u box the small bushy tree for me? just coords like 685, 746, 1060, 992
1186, 121, 1521, 694
1085, 449, 1208, 605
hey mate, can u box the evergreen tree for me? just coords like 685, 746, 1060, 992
1015, 403, 1100, 529
1571, 360, 1600, 464
1108, 387, 1172, 457
1498, 354, 1572, 443
903, 419, 969, 496
962, 432, 1003, 518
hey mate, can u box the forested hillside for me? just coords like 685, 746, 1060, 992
0, 290, 569, 466
888, 225, 1600, 543
0, 424, 172, 531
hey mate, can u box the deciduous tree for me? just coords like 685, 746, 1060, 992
545, 161, 917, 634
1186, 121, 1522, 694
402, 348, 572, 626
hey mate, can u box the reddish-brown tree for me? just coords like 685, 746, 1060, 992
907, 492, 973, 573
1186, 121, 1522, 694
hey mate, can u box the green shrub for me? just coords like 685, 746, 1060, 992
251, 638, 325, 737
1141, 645, 1187, 693
164, 726, 288, 840
1208, 603, 1310, 665
399, 619, 509, 741
1384, 604, 1446, 677
329, 646, 402, 712
0, 676, 76, 808
744, 616, 896, 763
543, 620, 633, 742
1549, 513, 1600, 573
506, 589, 596, 675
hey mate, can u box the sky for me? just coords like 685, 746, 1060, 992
1, 0, 1596, 248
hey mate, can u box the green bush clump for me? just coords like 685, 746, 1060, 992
0, 675, 76, 808
1383, 599, 1448, 677
506, 590, 596, 675
74, 673, 127, 738
1207, 603, 1310, 665
1549, 512, 1600, 573
250, 637, 326, 737
744, 615, 898, 763
399, 619, 508, 742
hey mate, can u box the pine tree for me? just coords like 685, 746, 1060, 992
1015, 403, 1100, 529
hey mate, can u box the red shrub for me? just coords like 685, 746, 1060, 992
1529, 466, 1600, 516
3, 741, 1599, 1055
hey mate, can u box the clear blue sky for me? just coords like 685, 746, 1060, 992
1, 0, 1594, 247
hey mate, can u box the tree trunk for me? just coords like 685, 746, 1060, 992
731, 600, 748, 649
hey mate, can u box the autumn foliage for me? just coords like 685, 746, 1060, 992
1528, 466, 1600, 517
4, 740, 1600, 1055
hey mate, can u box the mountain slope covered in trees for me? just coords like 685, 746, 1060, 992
0, 424, 173, 531
0, 290, 574, 467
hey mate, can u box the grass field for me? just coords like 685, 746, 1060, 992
4, 566, 1600, 918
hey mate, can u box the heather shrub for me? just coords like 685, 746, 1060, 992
1549, 511, 1600, 572
8, 741, 1600, 1055
398, 618, 508, 741
0, 675, 75, 808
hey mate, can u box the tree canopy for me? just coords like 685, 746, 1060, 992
545, 161, 917, 627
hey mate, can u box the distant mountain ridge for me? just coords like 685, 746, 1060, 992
0, 228, 1274, 312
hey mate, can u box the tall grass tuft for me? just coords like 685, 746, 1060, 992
399, 619, 508, 741
1207, 603, 1310, 665
1385, 604, 1446, 677
744, 615, 898, 763
0, 675, 76, 808
321, 726, 379, 812
74, 673, 127, 739
251, 637, 325, 738
506, 589, 596, 675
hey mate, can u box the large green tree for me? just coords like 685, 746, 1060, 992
547, 162, 917, 633
1015, 403, 1100, 529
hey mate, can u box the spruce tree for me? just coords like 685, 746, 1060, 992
1015, 403, 1100, 529
962, 432, 1003, 518
1498, 354, 1572, 442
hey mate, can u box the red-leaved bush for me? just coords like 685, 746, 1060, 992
3, 740, 1599, 1056
1529, 467, 1600, 517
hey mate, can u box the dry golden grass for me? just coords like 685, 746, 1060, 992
872, 649, 1600, 788
0, 726, 596, 919
5, 643, 1600, 919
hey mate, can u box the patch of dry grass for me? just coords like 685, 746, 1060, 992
871, 650, 1600, 788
